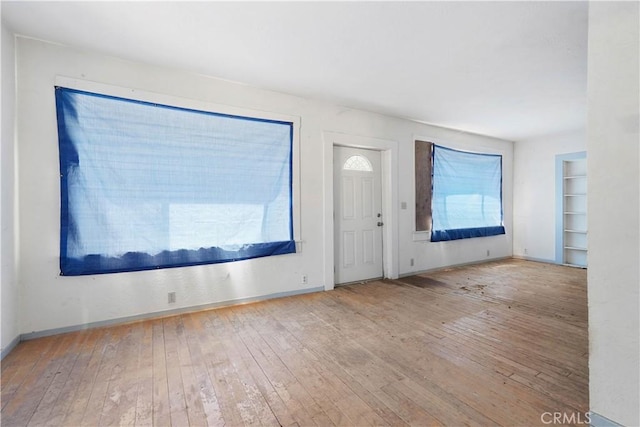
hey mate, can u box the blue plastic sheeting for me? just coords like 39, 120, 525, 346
56, 87, 295, 276
431, 145, 505, 242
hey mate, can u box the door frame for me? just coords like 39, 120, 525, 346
322, 131, 399, 290
333, 146, 384, 285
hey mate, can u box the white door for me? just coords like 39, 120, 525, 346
334, 146, 383, 285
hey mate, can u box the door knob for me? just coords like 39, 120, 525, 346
377, 222, 384, 227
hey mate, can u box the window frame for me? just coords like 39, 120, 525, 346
430, 144, 505, 242
413, 138, 505, 242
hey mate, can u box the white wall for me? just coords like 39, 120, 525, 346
513, 129, 586, 263
1, 22, 19, 357
587, 2, 640, 426
14, 37, 513, 336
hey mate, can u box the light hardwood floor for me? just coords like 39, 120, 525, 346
1, 259, 588, 426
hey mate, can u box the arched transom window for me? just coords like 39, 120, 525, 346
343, 155, 373, 172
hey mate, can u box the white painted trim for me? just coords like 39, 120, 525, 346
19, 285, 324, 342
412, 231, 430, 242
322, 131, 399, 291
512, 255, 559, 265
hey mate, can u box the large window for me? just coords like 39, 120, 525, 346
415, 141, 505, 242
430, 145, 505, 242
55, 86, 296, 276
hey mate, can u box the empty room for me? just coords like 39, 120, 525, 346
1, 2, 638, 426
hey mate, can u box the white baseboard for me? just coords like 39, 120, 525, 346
512, 254, 558, 264
17, 285, 324, 343
399, 256, 513, 278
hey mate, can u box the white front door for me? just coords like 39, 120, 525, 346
333, 146, 383, 285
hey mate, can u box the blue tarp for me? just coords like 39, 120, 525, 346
431, 145, 505, 242
56, 87, 295, 275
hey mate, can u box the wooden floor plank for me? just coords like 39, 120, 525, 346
162, 316, 191, 427
7, 334, 81, 425
173, 315, 209, 427
375, 382, 444, 426
214, 309, 283, 427
150, 319, 171, 427
180, 312, 225, 427
98, 323, 145, 426
1, 337, 58, 410
264, 298, 409, 427
1, 259, 589, 426
223, 312, 299, 427
231, 308, 328, 426
207, 310, 267, 426
24, 331, 87, 426
133, 320, 153, 427
199, 310, 259, 426
60, 329, 115, 426
37, 330, 99, 426
245, 304, 361, 426
79, 326, 128, 426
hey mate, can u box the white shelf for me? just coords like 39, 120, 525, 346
563, 263, 587, 269
561, 157, 587, 267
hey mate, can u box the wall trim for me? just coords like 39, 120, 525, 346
589, 411, 624, 427
322, 131, 400, 291
400, 256, 580, 279
512, 254, 559, 265
398, 256, 513, 278
512, 255, 587, 271
18, 286, 324, 343
1, 335, 21, 361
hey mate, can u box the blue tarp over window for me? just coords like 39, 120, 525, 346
56, 87, 295, 276
431, 145, 505, 242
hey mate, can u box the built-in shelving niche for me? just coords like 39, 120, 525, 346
556, 152, 587, 268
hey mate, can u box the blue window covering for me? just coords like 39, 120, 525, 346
55, 86, 295, 276
431, 145, 505, 242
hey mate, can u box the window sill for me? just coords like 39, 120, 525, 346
413, 231, 431, 242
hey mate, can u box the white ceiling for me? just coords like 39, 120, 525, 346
1, 1, 588, 141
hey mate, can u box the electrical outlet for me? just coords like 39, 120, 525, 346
168, 292, 176, 304
486, 249, 490, 257
524, 248, 528, 254
301, 275, 308, 284
410, 258, 414, 267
